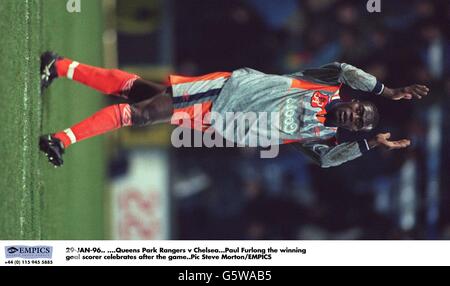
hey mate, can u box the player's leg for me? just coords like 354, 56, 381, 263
38, 103, 133, 167
129, 92, 173, 126
39, 90, 173, 167
127, 78, 168, 103
41, 51, 165, 99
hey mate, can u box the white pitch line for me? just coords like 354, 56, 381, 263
20, 0, 31, 239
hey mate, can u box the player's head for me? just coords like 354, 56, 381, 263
325, 100, 379, 131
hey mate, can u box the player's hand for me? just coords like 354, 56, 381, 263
369, 133, 411, 150
382, 85, 429, 100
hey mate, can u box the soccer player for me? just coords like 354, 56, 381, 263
39, 52, 429, 167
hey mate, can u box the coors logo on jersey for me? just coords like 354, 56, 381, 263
280, 98, 300, 134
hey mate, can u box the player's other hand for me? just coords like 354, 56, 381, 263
382, 84, 429, 100
369, 133, 411, 150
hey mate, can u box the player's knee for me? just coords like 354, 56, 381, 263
130, 104, 154, 127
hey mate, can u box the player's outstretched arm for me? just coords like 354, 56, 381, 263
288, 62, 384, 95
337, 63, 430, 100
367, 132, 411, 150
292, 132, 410, 168
381, 85, 429, 100
292, 139, 372, 168
296, 62, 386, 95
290, 62, 430, 100
337, 63, 385, 94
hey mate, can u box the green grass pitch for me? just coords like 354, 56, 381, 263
0, 0, 106, 239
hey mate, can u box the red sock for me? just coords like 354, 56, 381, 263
56, 58, 139, 96
54, 104, 132, 148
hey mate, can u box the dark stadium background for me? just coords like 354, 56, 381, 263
0, 0, 448, 240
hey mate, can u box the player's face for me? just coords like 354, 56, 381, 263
326, 101, 373, 131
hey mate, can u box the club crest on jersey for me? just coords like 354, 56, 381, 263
311, 91, 329, 108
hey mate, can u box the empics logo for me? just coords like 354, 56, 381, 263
6, 247, 19, 254
5, 246, 53, 259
